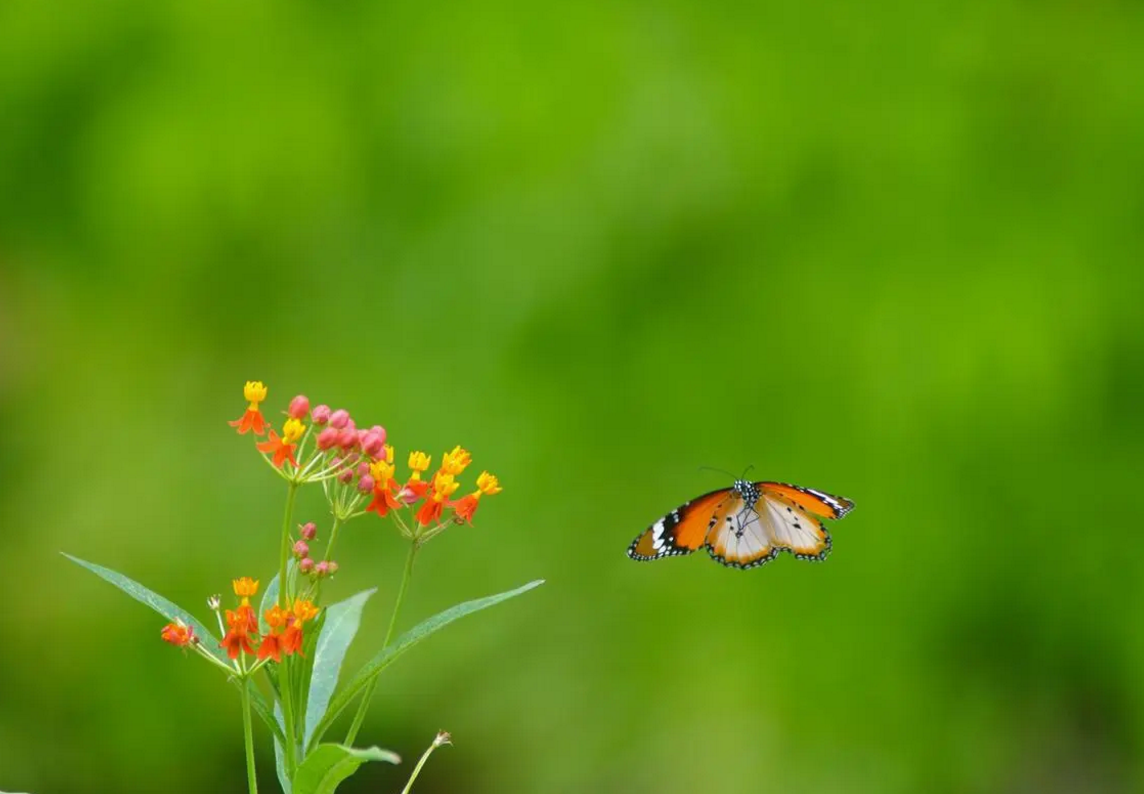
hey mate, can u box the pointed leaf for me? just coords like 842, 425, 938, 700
303, 588, 376, 751
292, 744, 400, 794
309, 579, 543, 746
63, 553, 228, 665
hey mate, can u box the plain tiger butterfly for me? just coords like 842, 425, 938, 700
627, 478, 854, 569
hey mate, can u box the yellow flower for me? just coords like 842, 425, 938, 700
431, 473, 460, 502
370, 458, 396, 484
242, 381, 268, 409
476, 471, 502, 496
232, 577, 259, 598
383, 444, 394, 464
441, 445, 472, 475
282, 417, 306, 444
408, 451, 431, 480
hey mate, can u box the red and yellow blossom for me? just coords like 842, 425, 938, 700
440, 446, 472, 476
229, 381, 270, 436
257, 605, 289, 663
233, 577, 259, 600
416, 472, 460, 526
451, 471, 502, 524
366, 458, 402, 517
257, 417, 306, 468
222, 605, 259, 659
280, 598, 320, 657
403, 450, 432, 502
160, 618, 197, 647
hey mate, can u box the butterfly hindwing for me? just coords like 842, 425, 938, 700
627, 489, 730, 561
758, 491, 832, 560
705, 494, 779, 569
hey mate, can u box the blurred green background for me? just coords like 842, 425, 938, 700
2, 0, 1143, 792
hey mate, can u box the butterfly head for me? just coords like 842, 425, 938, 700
732, 479, 760, 506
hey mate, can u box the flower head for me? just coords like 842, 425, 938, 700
229, 381, 270, 435
441, 446, 472, 476
232, 577, 259, 599
416, 472, 459, 526
451, 471, 501, 524
161, 618, 197, 647
257, 427, 300, 468
408, 451, 431, 480
476, 471, 502, 496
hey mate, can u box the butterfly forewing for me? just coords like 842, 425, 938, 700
627, 490, 729, 561
759, 482, 854, 519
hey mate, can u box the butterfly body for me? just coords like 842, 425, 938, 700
628, 479, 854, 569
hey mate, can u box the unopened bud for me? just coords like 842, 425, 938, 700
327, 561, 339, 575
299, 522, 317, 541
293, 540, 310, 559
315, 561, 330, 578
299, 557, 315, 575
317, 427, 339, 450
338, 466, 353, 484
358, 474, 375, 493
311, 404, 331, 425
288, 394, 310, 419
329, 409, 350, 430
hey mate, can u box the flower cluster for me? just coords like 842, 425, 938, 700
229, 383, 502, 540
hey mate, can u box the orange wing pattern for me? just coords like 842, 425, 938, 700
627, 490, 731, 561
759, 482, 854, 519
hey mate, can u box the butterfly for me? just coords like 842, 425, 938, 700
627, 478, 854, 569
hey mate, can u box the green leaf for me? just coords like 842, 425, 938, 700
303, 588, 376, 752
309, 579, 544, 746
62, 552, 228, 665
292, 744, 400, 794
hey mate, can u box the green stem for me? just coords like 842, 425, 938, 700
343, 540, 419, 746
279, 482, 299, 608
400, 732, 450, 794
241, 678, 259, 794
277, 482, 300, 774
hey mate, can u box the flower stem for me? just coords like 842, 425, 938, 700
400, 732, 451, 794
241, 678, 259, 794
343, 540, 418, 746
278, 482, 300, 774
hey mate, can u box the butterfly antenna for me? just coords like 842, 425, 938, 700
699, 465, 739, 480
741, 464, 755, 480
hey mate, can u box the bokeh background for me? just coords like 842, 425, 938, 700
2, 1, 1143, 792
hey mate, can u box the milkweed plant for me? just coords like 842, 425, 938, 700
66, 382, 543, 794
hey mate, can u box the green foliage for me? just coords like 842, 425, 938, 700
292, 745, 400, 794
304, 589, 377, 751
309, 579, 545, 747
61, 553, 226, 664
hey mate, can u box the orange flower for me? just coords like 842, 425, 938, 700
229, 381, 269, 436
366, 459, 402, 517
160, 619, 196, 647
450, 471, 502, 524
416, 473, 459, 526
257, 418, 305, 468
279, 599, 320, 657
257, 632, 282, 663
222, 626, 256, 659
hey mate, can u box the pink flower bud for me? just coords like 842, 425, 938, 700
288, 395, 310, 419
315, 561, 330, 578
358, 474, 375, 492
327, 561, 339, 575
356, 462, 371, 478
317, 427, 339, 450
312, 404, 331, 425
293, 540, 310, 559
361, 431, 384, 457
299, 522, 317, 541
338, 466, 353, 484
329, 409, 350, 430
299, 557, 315, 574
337, 428, 359, 449
369, 425, 387, 445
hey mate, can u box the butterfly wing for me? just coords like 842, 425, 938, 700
759, 482, 854, 519
627, 489, 731, 561
705, 493, 779, 569
756, 490, 833, 561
